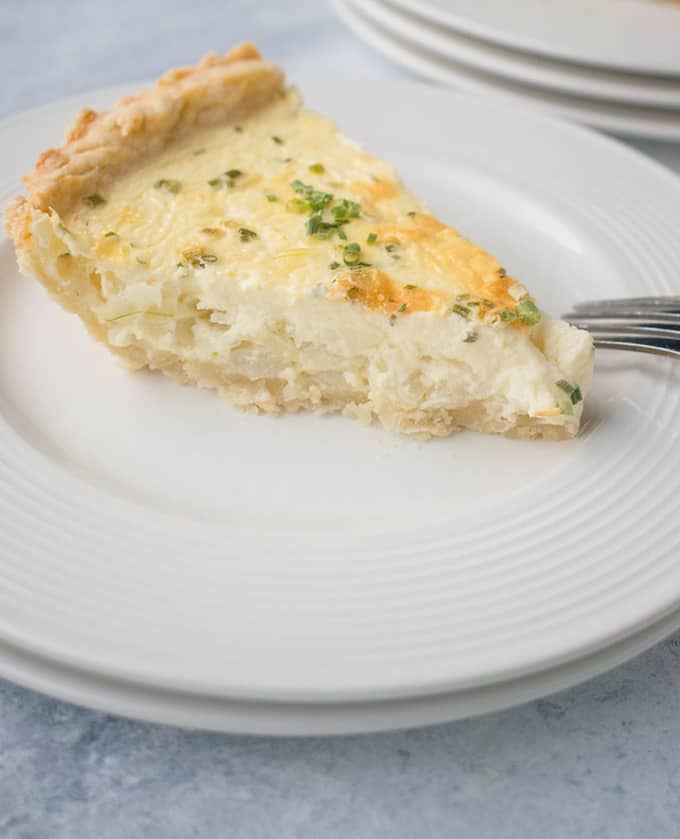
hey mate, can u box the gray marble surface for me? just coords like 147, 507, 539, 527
2, 2, 680, 837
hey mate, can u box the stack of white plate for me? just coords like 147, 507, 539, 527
335, 0, 680, 139
2, 78, 680, 736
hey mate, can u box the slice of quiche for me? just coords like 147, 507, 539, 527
5, 44, 593, 439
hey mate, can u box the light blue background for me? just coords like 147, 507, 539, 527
1, 3, 679, 837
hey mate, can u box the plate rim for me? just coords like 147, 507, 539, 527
1, 602, 678, 735
385, 0, 680, 76
356, 0, 680, 107
336, 0, 680, 140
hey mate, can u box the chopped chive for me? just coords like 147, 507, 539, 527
83, 193, 106, 207
385, 243, 399, 253
343, 242, 361, 266
556, 379, 574, 396
560, 400, 574, 416
234, 125, 243, 133
306, 214, 322, 236
136, 256, 147, 265
499, 309, 517, 322
367, 232, 378, 244
329, 261, 340, 270
208, 177, 224, 188
239, 228, 257, 242
309, 162, 325, 174
225, 169, 243, 179
104, 231, 118, 237
265, 193, 278, 202
200, 253, 218, 263
201, 227, 224, 236
407, 211, 416, 217
389, 314, 397, 326
332, 199, 360, 220
58, 252, 70, 258
154, 178, 181, 193
498, 267, 507, 278
397, 303, 407, 313
463, 331, 479, 343
451, 303, 471, 318
287, 197, 310, 213
556, 380, 583, 405
516, 298, 541, 326
272, 135, 284, 144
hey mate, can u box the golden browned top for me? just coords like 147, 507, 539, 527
5, 44, 541, 330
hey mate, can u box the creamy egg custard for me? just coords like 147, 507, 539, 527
5, 44, 592, 438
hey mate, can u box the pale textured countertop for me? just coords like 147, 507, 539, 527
1, 2, 680, 837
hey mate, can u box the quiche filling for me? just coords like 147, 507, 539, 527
6, 45, 593, 438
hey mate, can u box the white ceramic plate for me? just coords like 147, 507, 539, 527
1, 79, 680, 708
360, 0, 680, 107
2, 605, 679, 735
387, 0, 680, 76
337, 0, 680, 139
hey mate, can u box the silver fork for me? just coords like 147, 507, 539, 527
562, 296, 680, 359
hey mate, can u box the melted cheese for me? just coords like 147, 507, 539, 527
61, 89, 518, 320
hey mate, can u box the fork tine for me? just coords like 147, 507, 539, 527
563, 313, 680, 338
570, 296, 680, 313
591, 337, 680, 359
563, 296, 680, 358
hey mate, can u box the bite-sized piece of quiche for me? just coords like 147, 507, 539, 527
5, 43, 593, 439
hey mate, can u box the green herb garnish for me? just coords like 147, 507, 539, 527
309, 163, 325, 174
389, 314, 397, 326
239, 228, 257, 242
499, 310, 517, 322
516, 299, 541, 326
234, 125, 243, 133
266, 194, 278, 202
287, 198, 309, 213
560, 400, 575, 416
451, 303, 471, 319
343, 242, 362, 266
154, 179, 181, 193
331, 199, 360, 221
208, 177, 225, 188
83, 193, 106, 207
463, 331, 479, 343
291, 180, 333, 212
397, 303, 407, 313
272, 135, 284, 144
367, 232, 378, 244
404, 284, 417, 291
58, 252, 70, 258
201, 228, 224, 237
104, 231, 118, 238
385, 243, 399, 253
407, 211, 416, 217
136, 256, 148, 265
329, 261, 340, 270
498, 267, 507, 278
556, 380, 583, 405
225, 169, 243, 179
